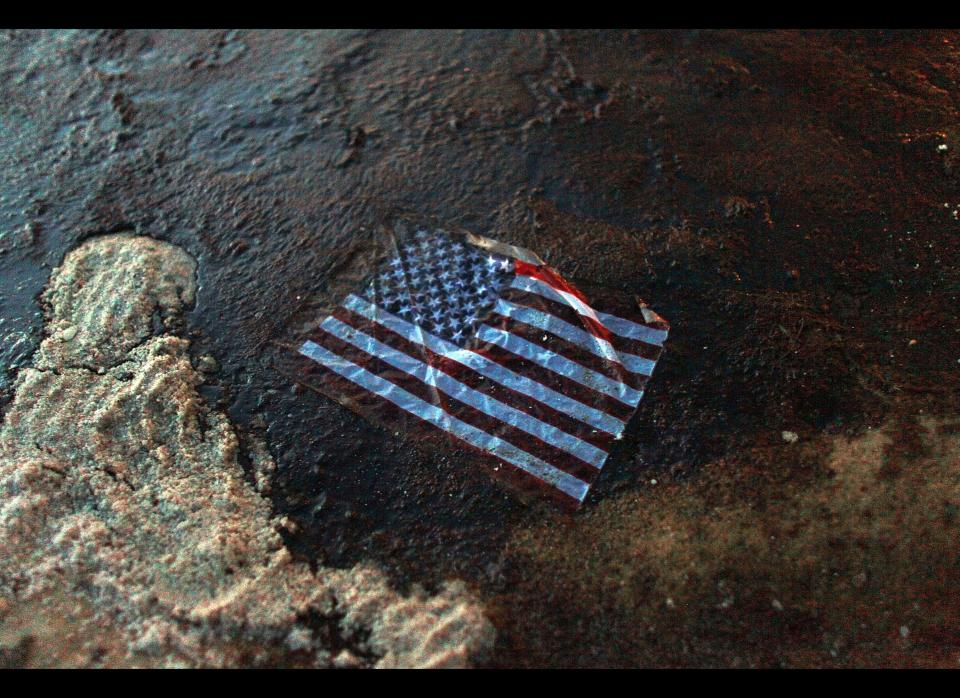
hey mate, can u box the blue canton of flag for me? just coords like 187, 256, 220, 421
298, 226, 669, 508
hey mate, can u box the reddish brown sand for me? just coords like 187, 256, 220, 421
0, 234, 494, 668
493, 419, 960, 667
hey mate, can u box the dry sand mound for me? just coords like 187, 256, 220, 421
0, 233, 494, 668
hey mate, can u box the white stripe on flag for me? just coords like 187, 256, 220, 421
319, 316, 608, 469
298, 339, 590, 501
343, 294, 626, 437
476, 324, 644, 407
494, 298, 619, 362
493, 298, 656, 376
595, 310, 669, 346
510, 274, 604, 325
511, 274, 668, 346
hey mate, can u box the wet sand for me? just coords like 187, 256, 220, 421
1, 30, 958, 667
0, 234, 493, 667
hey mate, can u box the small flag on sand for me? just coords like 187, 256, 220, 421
296, 224, 668, 508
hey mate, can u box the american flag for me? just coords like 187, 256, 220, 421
297, 226, 668, 508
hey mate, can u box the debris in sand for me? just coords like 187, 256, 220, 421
781, 430, 799, 444
0, 233, 494, 668
195, 353, 219, 375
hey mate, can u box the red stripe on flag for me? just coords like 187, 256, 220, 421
326, 307, 616, 450
294, 351, 585, 510
471, 339, 636, 422
309, 323, 605, 483
514, 260, 615, 344
484, 309, 649, 393
500, 286, 664, 362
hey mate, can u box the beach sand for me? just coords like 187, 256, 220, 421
0, 234, 494, 668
